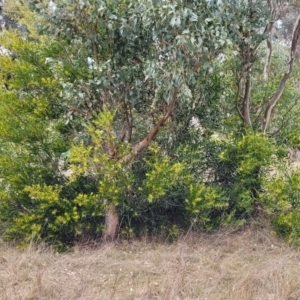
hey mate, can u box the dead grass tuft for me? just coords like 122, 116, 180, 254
1, 227, 300, 299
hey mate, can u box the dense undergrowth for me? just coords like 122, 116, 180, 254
1, 1, 300, 250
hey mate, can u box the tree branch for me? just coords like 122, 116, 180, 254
263, 0, 278, 81
269, 95, 300, 137
121, 88, 178, 163
235, 75, 245, 121
242, 75, 252, 127
262, 15, 300, 134
121, 97, 133, 143
263, 35, 273, 81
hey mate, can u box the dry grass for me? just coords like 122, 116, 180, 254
1, 227, 300, 300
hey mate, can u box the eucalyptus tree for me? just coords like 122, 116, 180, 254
232, 1, 300, 133
33, 0, 300, 239
31, 0, 238, 239
202, 0, 300, 224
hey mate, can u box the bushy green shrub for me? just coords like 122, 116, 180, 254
200, 132, 275, 217
262, 170, 300, 245
1, 178, 106, 250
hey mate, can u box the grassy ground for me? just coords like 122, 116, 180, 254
1, 227, 300, 300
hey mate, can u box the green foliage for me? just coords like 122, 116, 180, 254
287, 129, 300, 149
2, 0, 300, 249
273, 211, 300, 246
70, 110, 133, 206
3, 182, 105, 250
262, 170, 300, 245
0, 6, 72, 248
185, 183, 228, 228
205, 132, 277, 219
140, 144, 186, 203
262, 170, 300, 213
236, 133, 274, 174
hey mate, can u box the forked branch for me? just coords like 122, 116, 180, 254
121, 88, 178, 163
262, 15, 300, 133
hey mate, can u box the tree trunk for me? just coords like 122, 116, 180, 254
103, 88, 178, 241
103, 204, 119, 242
